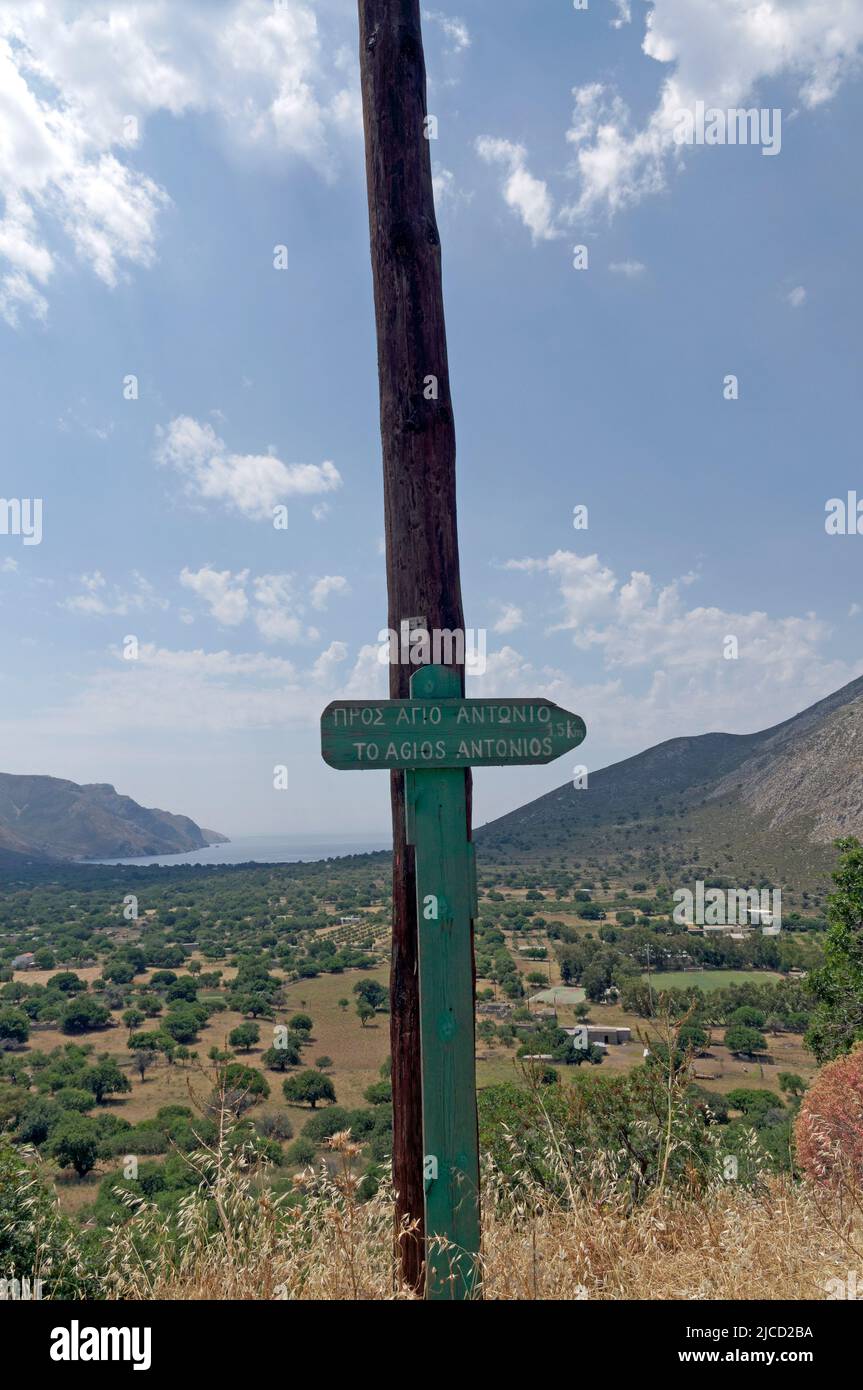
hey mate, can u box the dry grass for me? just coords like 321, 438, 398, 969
97, 1146, 862, 1302
90, 1088, 862, 1303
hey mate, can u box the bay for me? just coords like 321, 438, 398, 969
87, 833, 392, 868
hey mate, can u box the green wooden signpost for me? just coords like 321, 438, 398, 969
320, 664, 586, 1298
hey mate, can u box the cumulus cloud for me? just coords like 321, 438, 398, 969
493, 603, 524, 634
251, 573, 305, 644
494, 545, 863, 752
475, 137, 559, 242
505, 550, 618, 626
0, 636, 384, 741
61, 570, 168, 617
787, 284, 807, 307
464, 550, 861, 767
562, 0, 863, 221
478, 3, 863, 236
0, 1, 359, 322
310, 575, 349, 610
178, 563, 342, 644
179, 566, 249, 627
423, 11, 471, 54
156, 416, 341, 522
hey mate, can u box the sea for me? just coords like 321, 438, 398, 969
88, 834, 392, 868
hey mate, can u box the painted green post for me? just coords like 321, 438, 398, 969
404, 664, 481, 1299
320, 666, 585, 1296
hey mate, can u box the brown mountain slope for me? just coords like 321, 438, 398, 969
0, 774, 226, 861
477, 674, 863, 895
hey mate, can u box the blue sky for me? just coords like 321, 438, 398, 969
1, 0, 862, 840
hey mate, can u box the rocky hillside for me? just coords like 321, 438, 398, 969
0, 774, 227, 862
477, 674, 863, 896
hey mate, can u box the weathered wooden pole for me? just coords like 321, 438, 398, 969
357, 0, 469, 1291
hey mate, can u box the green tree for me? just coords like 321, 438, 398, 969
60, 995, 110, 1035
261, 1043, 301, 1071
805, 837, 863, 1061
282, 1069, 336, 1109
48, 1114, 100, 1178
218, 1064, 270, 1115
132, 1049, 158, 1083
17, 1096, 61, 1145
353, 979, 387, 1011
228, 1022, 260, 1052
778, 1072, 807, 1100
85, 1057, 132, 1104
356, 1000, 375, 1027
724, 1025, 767, 1058
363, 1079, 392, 1105
0, 1007, 30, 1045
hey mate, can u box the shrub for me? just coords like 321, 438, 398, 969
795, 1045, 863, 1185
286, 1136, 317, 1166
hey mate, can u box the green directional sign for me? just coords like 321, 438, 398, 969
320, 666, 587, 1299
321, 697, 586, 770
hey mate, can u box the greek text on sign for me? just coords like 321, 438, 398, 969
321, 698, 586, 769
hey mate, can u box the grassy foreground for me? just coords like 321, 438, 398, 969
85, 1138, 863, 1301
7, 1083, 860, 1302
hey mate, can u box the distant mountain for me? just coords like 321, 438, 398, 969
0, 774, 227, 862
477, 674, 863, 894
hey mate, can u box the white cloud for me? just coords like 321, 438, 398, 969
493, 603, 524, 634
251, 573, 304, 644
156, 416, 341, 522
787, 284, 807, 307
179, 564, 338, 644
61, 570, 168, 617
561, 1, 863, 221
609, 259, 646, 276
505, 550, 618, 625
432, 166, 455, 203
610, 1, 632, 28
0, 1, 360, 322
432, 165, 473, 212
310, 574, 349, 610
475, 136, 559, 242
180, 565, 249, 627
500, 544, 856, 700
423, 11, 471, 54
312, 639, 347, 683
496, 546, 863, 749
0, 636, 386, 740
1, 557, 19, 573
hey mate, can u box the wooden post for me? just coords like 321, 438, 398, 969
357, 0, 469, 1291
